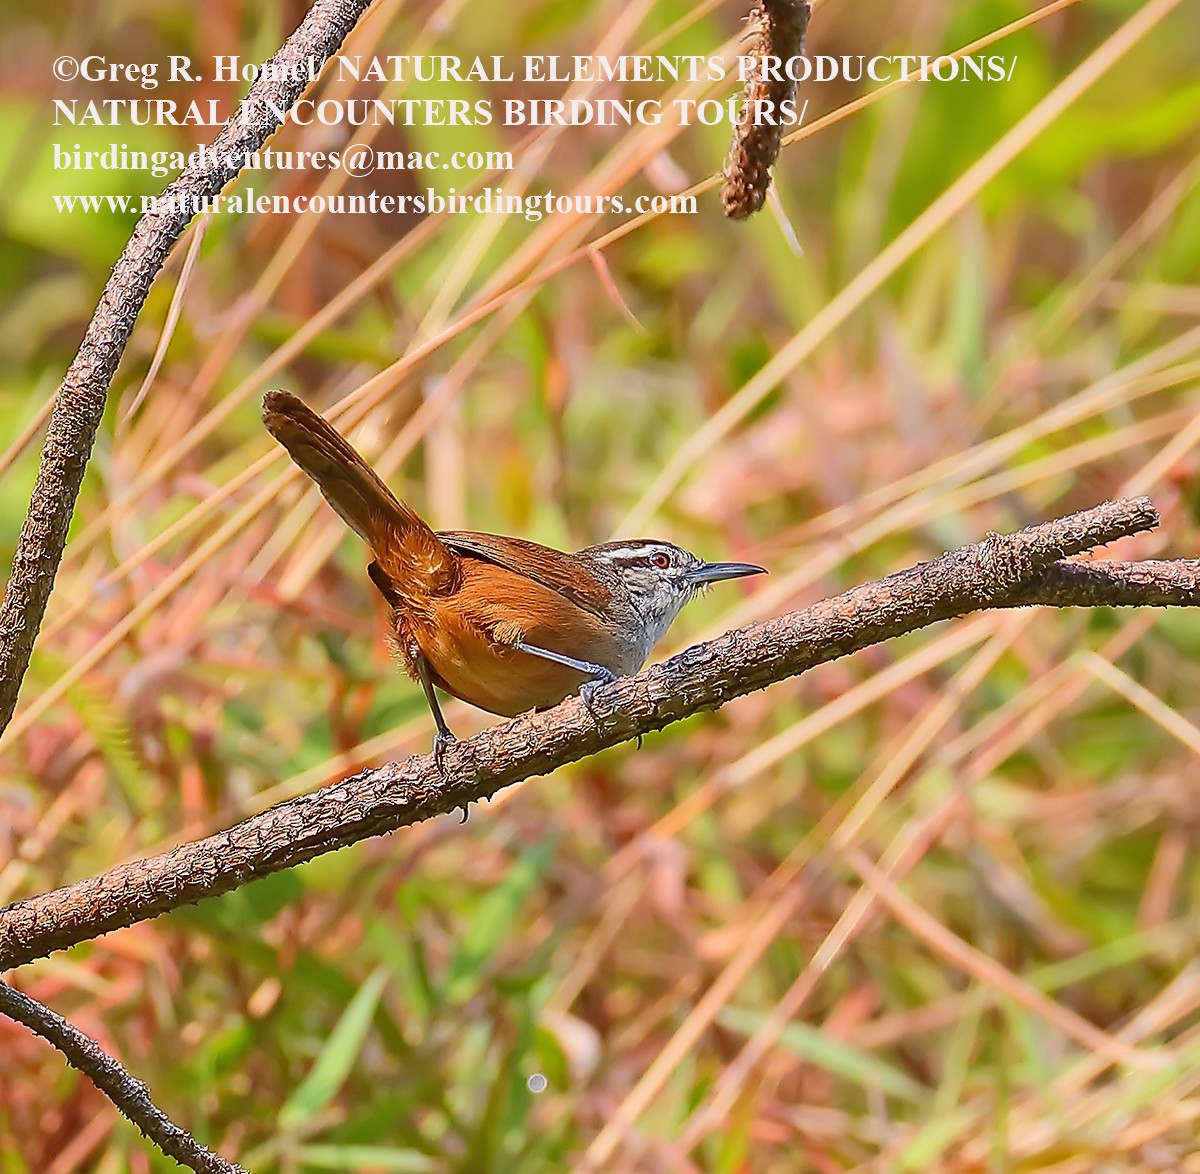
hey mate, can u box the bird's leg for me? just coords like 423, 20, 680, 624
416, 653, 460, 801
514, 641, 616, 725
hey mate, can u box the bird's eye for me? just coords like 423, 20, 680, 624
650, 551, 671, 569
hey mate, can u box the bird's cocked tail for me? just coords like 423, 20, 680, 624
263, 390, 458, 597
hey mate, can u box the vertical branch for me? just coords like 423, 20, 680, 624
0, 0, 376, 731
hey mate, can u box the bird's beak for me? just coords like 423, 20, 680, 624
688, 560, 767, 586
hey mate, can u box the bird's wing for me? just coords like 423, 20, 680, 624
437, 531, 612, 619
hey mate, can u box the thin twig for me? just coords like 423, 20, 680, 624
3, 496, 1195, 972
0, 979, 246, 1173
0, 0, 375, 734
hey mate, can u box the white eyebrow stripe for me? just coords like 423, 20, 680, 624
593, 546, 662, 565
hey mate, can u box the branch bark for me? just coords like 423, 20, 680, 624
0, 0, 376, 734
3, 496, 1195, 973
0, 980, 245, 1173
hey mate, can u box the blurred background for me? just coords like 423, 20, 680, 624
3, 0, 1200, 1169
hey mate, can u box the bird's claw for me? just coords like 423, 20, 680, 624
433, 729, 457, 774
431, 730, 468, 820
579, 669, 617, 725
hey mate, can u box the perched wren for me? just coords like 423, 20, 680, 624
263, 391, 765, 759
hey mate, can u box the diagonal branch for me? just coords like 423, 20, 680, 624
0, 0, 376, 735
0, 979, 246, 1173
3, 496, 1196, 972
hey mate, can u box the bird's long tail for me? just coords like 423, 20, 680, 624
263, 390, 458, 596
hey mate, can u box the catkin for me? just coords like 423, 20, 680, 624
722, 0, 811, 220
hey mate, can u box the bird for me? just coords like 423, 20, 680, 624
263, 390, 765, 764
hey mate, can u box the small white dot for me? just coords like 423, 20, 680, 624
527, 1073, 548, 1093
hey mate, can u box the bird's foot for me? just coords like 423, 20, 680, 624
579, 668, 617, 726
431, 729, 469, 820
433, 728, 457, 774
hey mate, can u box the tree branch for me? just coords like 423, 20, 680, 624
1007, 557, 1200, 607
3, 497, 1194, 972
0, 5, 377, 1163
0, 0, 376, 735
0, 979, 245, 1173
